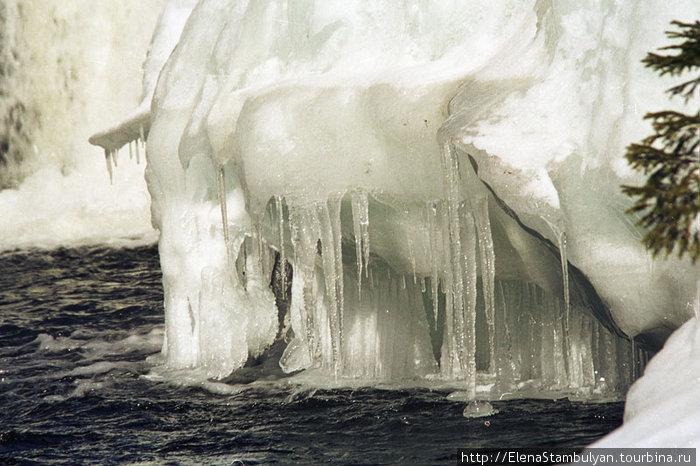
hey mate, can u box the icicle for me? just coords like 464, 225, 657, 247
474, 196, 496, 374
494, 280, 514, 390
438, 138, 481, 402
541, 217, 571, 333
407, 235, 417, 284
288, 207, 321, 365
318, 197, 344, 377
559, 231, 570, 328
236, 238, 248, 289
401, 275, 407, 289
104, 149, 113, 183
128, 141, 133, 161
361, 202, 370, 278
439, 143, 471, 395
351, 199, 363, 300
244, 208, 266, 278
330, 196, 344, 337
134, 139, 141, 164
427, 202, 440, 329
216, 167, 232, 262
460, 206, 478, 397
631, 339, 639, 381
591, 318, 601, 389
557, 230, 572, 387
139, 124, 145, 146
275, 196, 286, 294
439, 140, 466, 380
551, 295, 568, 386
350, 191, 370, 301
539, 216, 571, 386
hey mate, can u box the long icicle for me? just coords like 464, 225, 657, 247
558, 231, 570, 329
555, 227, 572, 385
474, 196, 496, 374
275, 196, 286, 294
104, 149, 114, 183
541, 217, 571, 326
428, 202, 440, 330
216, 166, 233, 262
289, 208, 320, 365
351, 191, 369, 301
460, 205, 478, 398
329, 195, 344, 358
540, 216, 571, 384
318, 198, 343, 378
439, 139, 468, 384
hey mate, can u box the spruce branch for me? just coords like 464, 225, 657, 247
623, 20, 700, 263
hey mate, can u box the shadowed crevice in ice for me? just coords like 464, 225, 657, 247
465, 152, 626, 342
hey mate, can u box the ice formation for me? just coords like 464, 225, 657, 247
88, 0, 198, 175
89, 0, 699, 403
597, 319, 700, 446
593, 284, 700, 446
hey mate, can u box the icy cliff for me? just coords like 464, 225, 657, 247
92, 0, 698, 401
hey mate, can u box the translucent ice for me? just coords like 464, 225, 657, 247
463, 400, 499, 419
95, 0, 699, 402
593, 314, 700, 447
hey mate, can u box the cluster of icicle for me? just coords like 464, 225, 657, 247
213, 139, 640, 400
94, 0, 672, 404
103, 125, 147, 183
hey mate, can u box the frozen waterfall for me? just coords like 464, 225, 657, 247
83, 0, 700, 404
0, 0, 163, 251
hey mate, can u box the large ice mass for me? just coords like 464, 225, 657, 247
88, 0, 699, 406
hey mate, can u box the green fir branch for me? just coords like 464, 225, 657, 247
623, 20, 700, 263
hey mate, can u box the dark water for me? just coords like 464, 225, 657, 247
0, 246, 624, 465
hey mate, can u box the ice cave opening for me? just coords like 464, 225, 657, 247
84, 0, 698, 422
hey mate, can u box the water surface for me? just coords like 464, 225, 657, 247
0, 246, 623, 464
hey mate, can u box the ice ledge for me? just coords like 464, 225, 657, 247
88, 0, 198, 154
88, 103, 150, 154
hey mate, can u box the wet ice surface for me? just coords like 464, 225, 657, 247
0, 246, 622, 464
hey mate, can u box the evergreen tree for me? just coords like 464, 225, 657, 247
623, 20, 700, 263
